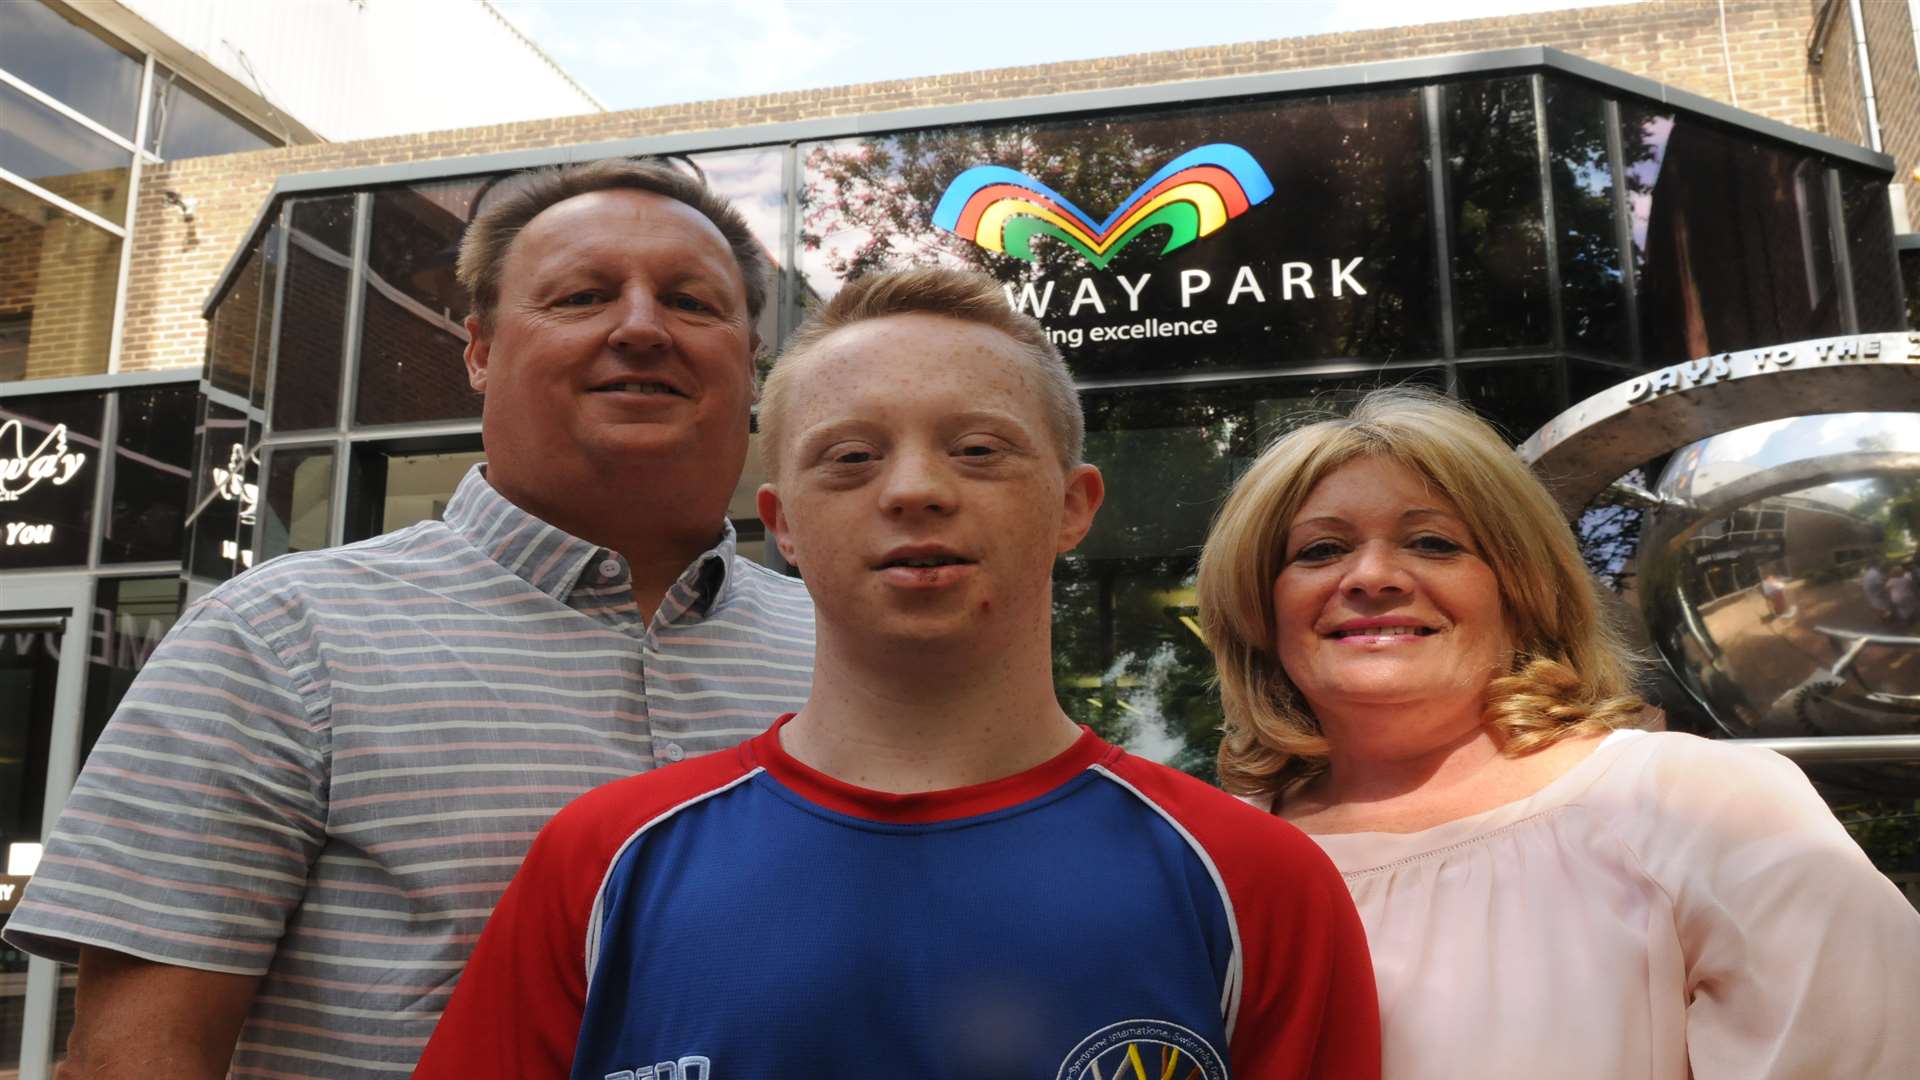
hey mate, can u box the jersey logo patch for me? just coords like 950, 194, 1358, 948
603, 1056, 710, 1080
1056, 1020, 1227, 1080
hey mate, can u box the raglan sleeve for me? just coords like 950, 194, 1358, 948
0, 593, 328, 976
1623, 737, 1920, 1079
1226, 818, 1381, 1080
1113, 760, 1380, 1080
414, 796, 605, 1080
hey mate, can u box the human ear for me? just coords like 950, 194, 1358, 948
757, 484, 800, 566
1054, 464, 1105, 554
463, 315, 491, 393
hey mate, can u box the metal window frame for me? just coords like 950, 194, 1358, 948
1826, 166, 1862, 334
0, 66, 144, 156
2, 572, 94, 1080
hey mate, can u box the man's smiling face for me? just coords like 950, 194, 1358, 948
464, 187, 756, 504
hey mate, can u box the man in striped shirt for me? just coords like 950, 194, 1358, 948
3, 160, 814, 1078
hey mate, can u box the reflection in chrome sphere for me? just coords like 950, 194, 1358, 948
1638, 412, 1920, 742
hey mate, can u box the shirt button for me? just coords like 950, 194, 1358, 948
598, 557, 622, 580
663, 742, 685, 763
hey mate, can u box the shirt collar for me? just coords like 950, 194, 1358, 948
442, 465, 739, 615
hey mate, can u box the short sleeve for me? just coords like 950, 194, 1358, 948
2, 595, 329, 976
1624, 736, 1920, 1079
412, 803, 596, 1080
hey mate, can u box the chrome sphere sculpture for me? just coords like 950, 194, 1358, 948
1635, 411, 1920, 741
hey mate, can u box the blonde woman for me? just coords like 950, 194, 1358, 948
1195, 387, 1920, 1079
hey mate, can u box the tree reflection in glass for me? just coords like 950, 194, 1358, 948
1445, 77, 1549, 352
1545, 81, 1626, 360
1058, 373, 1443, 779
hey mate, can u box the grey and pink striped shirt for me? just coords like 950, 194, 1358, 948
4, 466, 814, 1077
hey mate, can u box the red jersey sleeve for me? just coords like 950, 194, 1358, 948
1108, 757, 1381, 1080
415, 750, 754, 1080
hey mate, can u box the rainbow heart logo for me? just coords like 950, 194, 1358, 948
931, 144, 1274, 270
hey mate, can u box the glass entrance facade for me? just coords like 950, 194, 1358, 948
193, 54, 1907, 768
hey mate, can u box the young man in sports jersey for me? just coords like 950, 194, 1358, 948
415, 268, 1380, 1080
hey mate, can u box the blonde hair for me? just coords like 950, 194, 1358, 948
1194, 386, 1645, 797
758, 268, 1082, 478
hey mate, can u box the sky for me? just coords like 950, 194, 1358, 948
490, 0, 1636, 113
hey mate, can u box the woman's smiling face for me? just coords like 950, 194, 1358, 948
1271, 455, 1513, 722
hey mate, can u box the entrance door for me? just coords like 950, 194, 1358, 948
0, 574, 92, 1080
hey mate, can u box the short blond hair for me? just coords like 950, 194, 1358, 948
758, 268, 1082, 478
1194, 387, 1645, 797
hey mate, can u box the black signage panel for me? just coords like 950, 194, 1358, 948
0, 391, 103, 570
800, 88, 1439, 379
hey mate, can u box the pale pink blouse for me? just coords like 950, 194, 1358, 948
1256, 729, 1920, 1079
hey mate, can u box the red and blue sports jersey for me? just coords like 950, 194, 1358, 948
416, 718, 1379, 1080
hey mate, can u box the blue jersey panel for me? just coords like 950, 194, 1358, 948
575, 768, 1236, 1080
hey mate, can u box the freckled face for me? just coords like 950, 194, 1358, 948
464, 188, 755, 512
1271, 456, 1511, 719
757, 313, 1100, 653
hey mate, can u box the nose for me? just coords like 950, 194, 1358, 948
607, 289, 671, 352
880, 446, 957, 518
1341, 540, 1412, 597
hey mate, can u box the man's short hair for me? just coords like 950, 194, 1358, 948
456, 158, 770, 333
759, 267, 1084, 478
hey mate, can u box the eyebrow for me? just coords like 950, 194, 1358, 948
1289, 508, 1463, 531
796, 408, 1035, 444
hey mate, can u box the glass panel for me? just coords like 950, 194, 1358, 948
1544, 79, 1626, 359
81, 575, 182, 761
102, 381, 196, 564
355, 286, 478, 427
1445, 77, 1550, 352
375, 449, 486, 537
271, 196, 355, 432
365, 178, 479, 329
357, 176, 482, 426
251, 223, 282, 410
1568, 357, 1639, 405
1059, 369, 1446, 781
1840, 170, 1904, 333
0, 78, 132, 223
1455, 360, 1565, 444
730, 432, 769, 522
0, 611, 62, 1075
145, 66, 276, 160
1622, 103, 1843, 365
799, 88, 1437, 378
258, 446, 333, 559
1902, 247, 1920, 330
206, 239, 262, 398
730, 518, 771, 568
185, 401, 250, 581
683, 147, 786, 351
0, 184, 120, 381
0, 0, 144, 138
0, 390, 102, 569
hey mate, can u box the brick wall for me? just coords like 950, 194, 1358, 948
116, 0, 1828, 378
1858, 0, 1920, 227
1815, 2, 1869, 150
